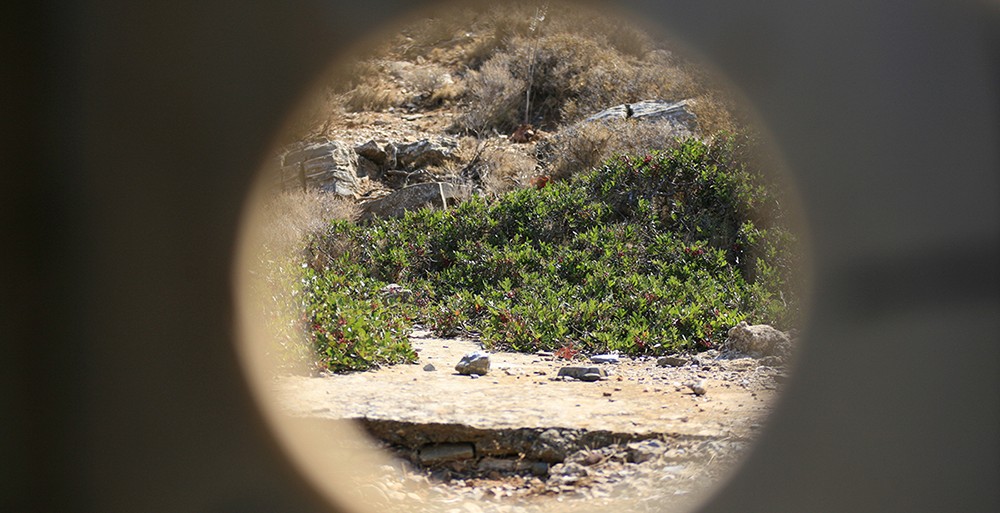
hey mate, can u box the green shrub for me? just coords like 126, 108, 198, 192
299, 264, 419, 372
297, 137, 799, 369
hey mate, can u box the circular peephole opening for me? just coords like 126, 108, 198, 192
236, 2, 810, 512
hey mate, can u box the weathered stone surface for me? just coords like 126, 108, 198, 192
584, 99, 698, 132
455, 351, 490, 375
548, 462, 589, 484
356, 416, 749, 507
534, 429, 571, 463
395, 137, 459, 169
557, 366, 607, 381
354, 139, 391, 166
657, 355, 689, 367
477, 457, 536, 473
626, 439, 667, 464
282, 140, 346, 164
356, 156, 381, 179
359, 181, 472, 222
530, 462, 550, 476
276, 136, 464, 196
358, 419, 652, 464
417, 443, 475, 464
725, 321, 791, 357
279, 140, 361, 197
477, 457, 515, 472
423, 364, 436, 372
590, 354, 620, 364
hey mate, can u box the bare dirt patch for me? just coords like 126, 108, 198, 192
272, 330, 786, 513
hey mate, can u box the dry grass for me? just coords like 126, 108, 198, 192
246, 189, 361, 373
343, 78, 403, 112
288, 0, 744, 162
459, 59, 526, 135
545, 119, 689, 179
479, 143, 539, 193
688, 92, 739, 137
456, 4, 704, 134
315, 1, 721, 131
429, 81, 466, 105
396, 13, 469, 60
439, 136, 538, 194
387, 61, 467, 107
256, 189, 359, 260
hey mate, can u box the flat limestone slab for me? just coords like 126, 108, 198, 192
271, 331, 780, 439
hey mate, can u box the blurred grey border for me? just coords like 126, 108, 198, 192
2, 0, 998, 512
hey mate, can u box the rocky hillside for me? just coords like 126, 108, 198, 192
265, 1, 742, 218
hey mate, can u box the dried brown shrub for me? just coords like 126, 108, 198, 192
389, 62, 443, 95
544, 122, 612, 180
429, 81, 466, 105
396, 13, 469, 59
460, 59, 526, 135
479, 143, 538, 194
605, 20, 655, 58
449, 136, 537, 194
387, 61, 467, 106
545, 119, 687, 179
256, 189, 359, 260
343, 78, 403, 112
459, 28, 701, 134
688, 93, 738, 137
290, 1, 741, 140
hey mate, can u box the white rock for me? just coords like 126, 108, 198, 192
687, 381, 707, 396
590, 354, 620, 364
725, 321, 791, 357
278, 139, 361, 197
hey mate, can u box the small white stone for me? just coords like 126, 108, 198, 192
687, 381, 707, 396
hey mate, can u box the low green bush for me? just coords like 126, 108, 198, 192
298, 265, 419, 372
297, 136, 798, 371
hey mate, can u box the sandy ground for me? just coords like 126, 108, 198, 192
268, 330, 787, 513
274, 329, 779, 439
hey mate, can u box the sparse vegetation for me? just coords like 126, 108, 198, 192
544, 119, 697, 180
477, 143, 539, 193
457, 25, 699, 134
322, 1, 739, 152
344, 78, 404, 113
